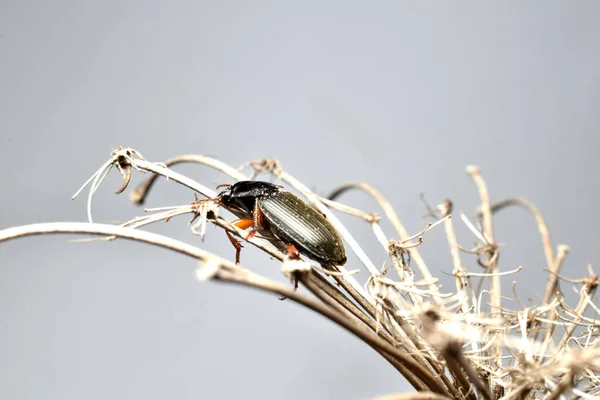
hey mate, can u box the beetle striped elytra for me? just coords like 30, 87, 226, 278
217, 181, 347, 267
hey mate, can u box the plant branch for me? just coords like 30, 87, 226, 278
0, 222, 449, 396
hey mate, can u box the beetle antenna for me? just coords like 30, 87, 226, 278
216, 183, 232, 189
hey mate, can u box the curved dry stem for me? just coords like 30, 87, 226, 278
209, 273, 446, 394
0, 222, 449, 396
307, 272, 395, 344
537, 245, 571, 351
328, 182, 439, 297
466, 166, 501, 317
134, 158, 218, 198
130, 154, 247, 204
441, 212, 474, 315
542, 245, 571, 308
487, 197, 555, 271
300, 273, 427, 391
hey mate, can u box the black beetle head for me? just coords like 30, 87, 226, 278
218, 181, 281, 216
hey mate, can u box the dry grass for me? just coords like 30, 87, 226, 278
1, 146, 598, 399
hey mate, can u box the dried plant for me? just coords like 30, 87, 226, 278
1, 146, 598, 400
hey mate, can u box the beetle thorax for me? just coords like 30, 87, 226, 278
218, 181, 281, 218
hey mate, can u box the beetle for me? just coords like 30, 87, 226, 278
216, 181, 347, 268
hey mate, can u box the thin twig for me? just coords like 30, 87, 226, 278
487, 197, 555, 272
328, 182, 441, 298
466, 166, 501, 318
130, 154, 247, 205
546, 372, 574, 400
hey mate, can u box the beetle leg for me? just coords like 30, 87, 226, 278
226, 219, 254, 264
288, 243, 300, 290
286, 243, 300, 259
246, 202, 267, 240
225, 230, 243, 264
278, 243, 302, 301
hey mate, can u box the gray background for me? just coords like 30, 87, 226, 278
1, 1, 599, 399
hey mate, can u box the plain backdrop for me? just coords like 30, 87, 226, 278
1, 2, 599, 399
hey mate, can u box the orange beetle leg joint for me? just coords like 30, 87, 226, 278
286, 243, 301, 260
232, 218, 254, 230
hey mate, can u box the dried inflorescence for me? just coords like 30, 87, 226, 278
1, 146, 599, 400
